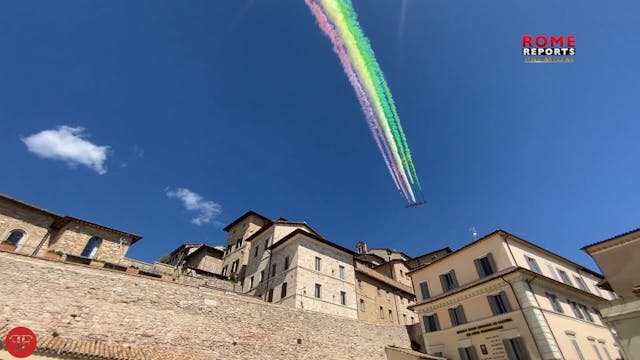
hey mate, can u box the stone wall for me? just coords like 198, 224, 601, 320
0, 252, 410, 359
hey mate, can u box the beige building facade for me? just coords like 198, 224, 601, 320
244, 228, 358, 318
0, 194, 141, 265
409, 230, 620, 360
583, 228, 640, 360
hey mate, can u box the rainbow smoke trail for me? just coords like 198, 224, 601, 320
305, 0, 423, 205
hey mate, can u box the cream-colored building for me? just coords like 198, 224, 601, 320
0, 194, 141, 265
583, 228, 640, 360
409, 230, 620, 360
244, 227, 358, 318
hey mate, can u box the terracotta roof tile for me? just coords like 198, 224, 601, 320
0, 328, 204, 360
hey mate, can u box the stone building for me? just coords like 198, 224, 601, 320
163, 243, 225, 275
0, 194, 141, 265
219, 210, 270, 281
583, 227, 640, 359
244, 227, 358, 318
408, 229, 620, 360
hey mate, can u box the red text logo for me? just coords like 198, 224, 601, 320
522, 35, 576, 63
4, 327, 37, 358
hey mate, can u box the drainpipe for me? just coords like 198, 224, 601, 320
263, 249, 273, 302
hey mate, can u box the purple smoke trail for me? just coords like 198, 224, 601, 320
306, 0, 411, 198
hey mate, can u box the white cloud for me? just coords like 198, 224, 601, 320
21, 126, 109, 174
166, 188, 222, 226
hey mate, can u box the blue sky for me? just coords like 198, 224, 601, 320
1, 0, 638, 269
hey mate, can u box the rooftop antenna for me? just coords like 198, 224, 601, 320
470, 227, 478, 240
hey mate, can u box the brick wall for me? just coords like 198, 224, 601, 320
0, 252, 410, 359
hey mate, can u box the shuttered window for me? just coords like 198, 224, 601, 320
474, 253, 497, 278
440, 270, 459, 292
503, 337, 531, 360
448, 305, 467, 326
488, 292, 512, 315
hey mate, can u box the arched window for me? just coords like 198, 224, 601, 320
5, 230, 25, 245
81, 236, 103, 258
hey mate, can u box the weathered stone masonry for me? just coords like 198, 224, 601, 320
0, 252, 410, 359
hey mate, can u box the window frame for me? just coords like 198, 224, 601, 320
440, 270, 459, 292
314, 283, 321, 298
524, 255, 541, 274
423, 313, 440, 332
474, 253, 497, 278
419, 281, 431, 299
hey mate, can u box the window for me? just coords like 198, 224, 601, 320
403, 314, 407, 324
231, 260, 239, 273
598, 340, 612, 360
567, 333, 585, 360
400, 270, 404, 277
545, 292, 563, 313
314, 283, 321, 298
249, 276, 254, 288
281, 282, 287, 298
271, 264, 276, 276
315, 257, 321, 271
5, 230, 25, 245
80, 236, 102, 258
267, 289, 274, 302
386, 290, 390, 301
360, 299, 365, 311
340, 291, 347, 305
419, 282, 430, 299
423, 314, 440, 332
448, 305, 467, 326
284, 256, 290, 270
221, 266, 228, 276
388, 310, 393, 322
503, 337, 530, 360
568, 300, 584, 319
474, 253, 497, 277
546, 263, 559, 280
589, 339, 604, 360
440, 270, 459, 292
558, 269, 573, 286
574, 276, 589, 292
339, 265, 345, 280
211, 264, 216, 273
226, 245, 232, 255
458, 346, 479, 360
253, 245, 259, 258
260, 270, 265, 283
524, 255, 541, 274
487, 292, 512, 315
593, 285, 603, 297
379, 306, 384, 319
579, 304, 594, 322
235, 238, 242, 249
358, 280, 362, 288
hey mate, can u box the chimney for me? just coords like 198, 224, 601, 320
356, 241, 367, 254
